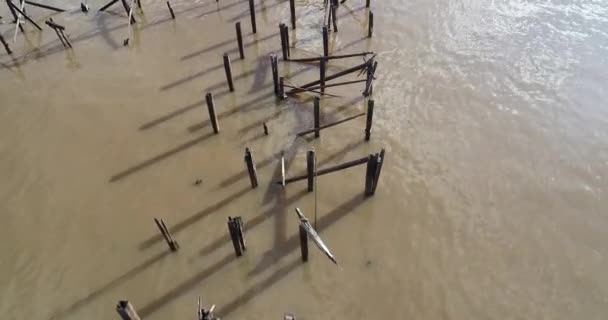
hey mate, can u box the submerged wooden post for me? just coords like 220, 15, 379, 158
154, 218, 179, 251
248, 0, 256, 33
235, 22, 245, 59
227, 217, 243, 257
365, 99, 374, 141
166, 1, 175, 19
314, 97, 320, 138
307, 150, 315, 192
116, 301, 141, 320
279, 23, 288, 60
322, 25, 329, 57
205, 92, 219, 134
0, 34, 12, 54
223, 53, 234, 92
368, 11, 374, 37
371, 149, 385, 194
320, 57, 326, 94
289, 0, 296, 29
244, 147, 258, 188
364, 154, 378, 196
271, 54, 279, 95
299, 224, 308, 262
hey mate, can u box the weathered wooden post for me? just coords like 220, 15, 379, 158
299, 224, 308, 262
320, 57, 327, 94
166, 1, 175, 19
365, 99, 374, 141
322, 25, 329, 57
223, 53, 234, 92
331, 4, 338, 32
364, 154, 378, 196
279, 77, 285, 99
289, 0, 296, 29
368, 11, 374, 37
116, 301, 141, 320
371, 149, 385, 194
205, 92, 220, 134
248, 0, 256, 33
314, 96, 320, 138
154, 218, 179, 251
279, 23, 288, 60
270, 54, 279, 95
244, 147, 258, 188
0, 34, 12, 54
366, 0, 371, 8
306, 150, 315, 192
235, 22, 245, 59
227, 216, 246, 257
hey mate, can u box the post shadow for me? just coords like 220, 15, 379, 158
216, 151, 280, 189
181, 32, 278, 61
139, 100, 204, 130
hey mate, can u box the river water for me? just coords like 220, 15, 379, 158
1, 0, 607, 319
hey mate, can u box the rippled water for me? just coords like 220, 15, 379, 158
1, 0, 607, 319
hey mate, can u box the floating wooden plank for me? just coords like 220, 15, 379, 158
295, 208, 337, 265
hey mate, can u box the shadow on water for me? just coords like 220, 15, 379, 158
180, 32, 278, 62
138, 253, 238, 317
109, 132, 215, 182
138, 186, 251, 250
216, 151, 280, 189
48, 250, 171, 320
139, 100, 204, 130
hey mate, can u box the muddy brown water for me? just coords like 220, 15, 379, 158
1, 0, 607, 319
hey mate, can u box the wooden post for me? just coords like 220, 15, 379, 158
366, 0, 371, 8
365, 99, 374, 141
313, 97, 320, 138
306, 150, 315, 192
331, 4, 338, 32
136, 0, 142, 9
248, 0, 256, 33
116, 301, 141, 320
279, 23, 288, 61
227, 217, 243, 257
320, 57, 326, 94
154, 218, 179, 251
166, 1, 175, 19
299, 224, 308, 262
205, 92, 219, 134
284, 25, 291, 57
244, 148, 258, 188
236, 22, 245, 59
322, 25, 329, 57
289, 0, 296, 29
281, 150, 286, 187
0, 34, 12, 54
271, 54, 279, 96
235, 216, 246, 251
371, 149, 385, 194
364, 154, 378, 196
368, 11, 374, 37
279, 77, 285, 99
223, 53, 234, 92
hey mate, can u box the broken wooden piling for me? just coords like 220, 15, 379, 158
279, 23, 289, 61
320, 57, 326, 94
9, 1, 42, 30
279, 77, 285, 99
297, 112, 365, 136
24, 0, 65, 12
166, 1, 175, 19
228, 216, 246, 257
244, 148, 258, 188
99, 0, 119, 11
248, 0, 256, 33
365, 99, 374, 141
154, 218, 179, 251
271, 54, 279, 95
364, 154, 378, 196
292, 57, 375, 91
368, 11, 374, 37
116, 300, 141, 320
223, 53, 235, 92
205, 92, 220, 134
289, 0, 296, 29
286, 79, 367, 94
322, 25, 329, 57
314, 97, 320, 138
299, 224, 308, 262
236, 22, 245, 59
372, 149, 385, 194
331, 4, 338, 32
306, 150, 315, 191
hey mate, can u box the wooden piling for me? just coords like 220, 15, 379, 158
223, 53, 234, 92
244, 148, 258, 188
136, 0, 142, 9
368, 11, 374, 37
227, 217, 243, 257
248, 0, 256, 33
371, 148, 385, 194
284, 24, 291, 57
365, 99, 374, 141
279, 23, 288, 61
9, 1, 42, 30
270, 54, 279, 95
314, 97, 320, 138
154, 218, 179, 251
0, 34, 12, 55
299, 224, 308, 262
331, 4, 338, 32
235, 216, 246, 251
166, 1, 175, 19
322, 25, 329, 57
320, 57, 326, 94
236, 22, 245, 59
307, 150, 315, 192
116, 301, 141, 320
289, 0, 296, 29
366, 0, 371, 8
279, 77, 285, 99
364, 154, 378, 196
24, 1, 65, 12
205, 92, 220, 134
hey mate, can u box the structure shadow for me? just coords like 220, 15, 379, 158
195, 0, 248, 18
48, 250, 171, 320
181, 32, 278, 61
139, 186, 251, 250
216, 151, 280, 189
109, 132, 215, 182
